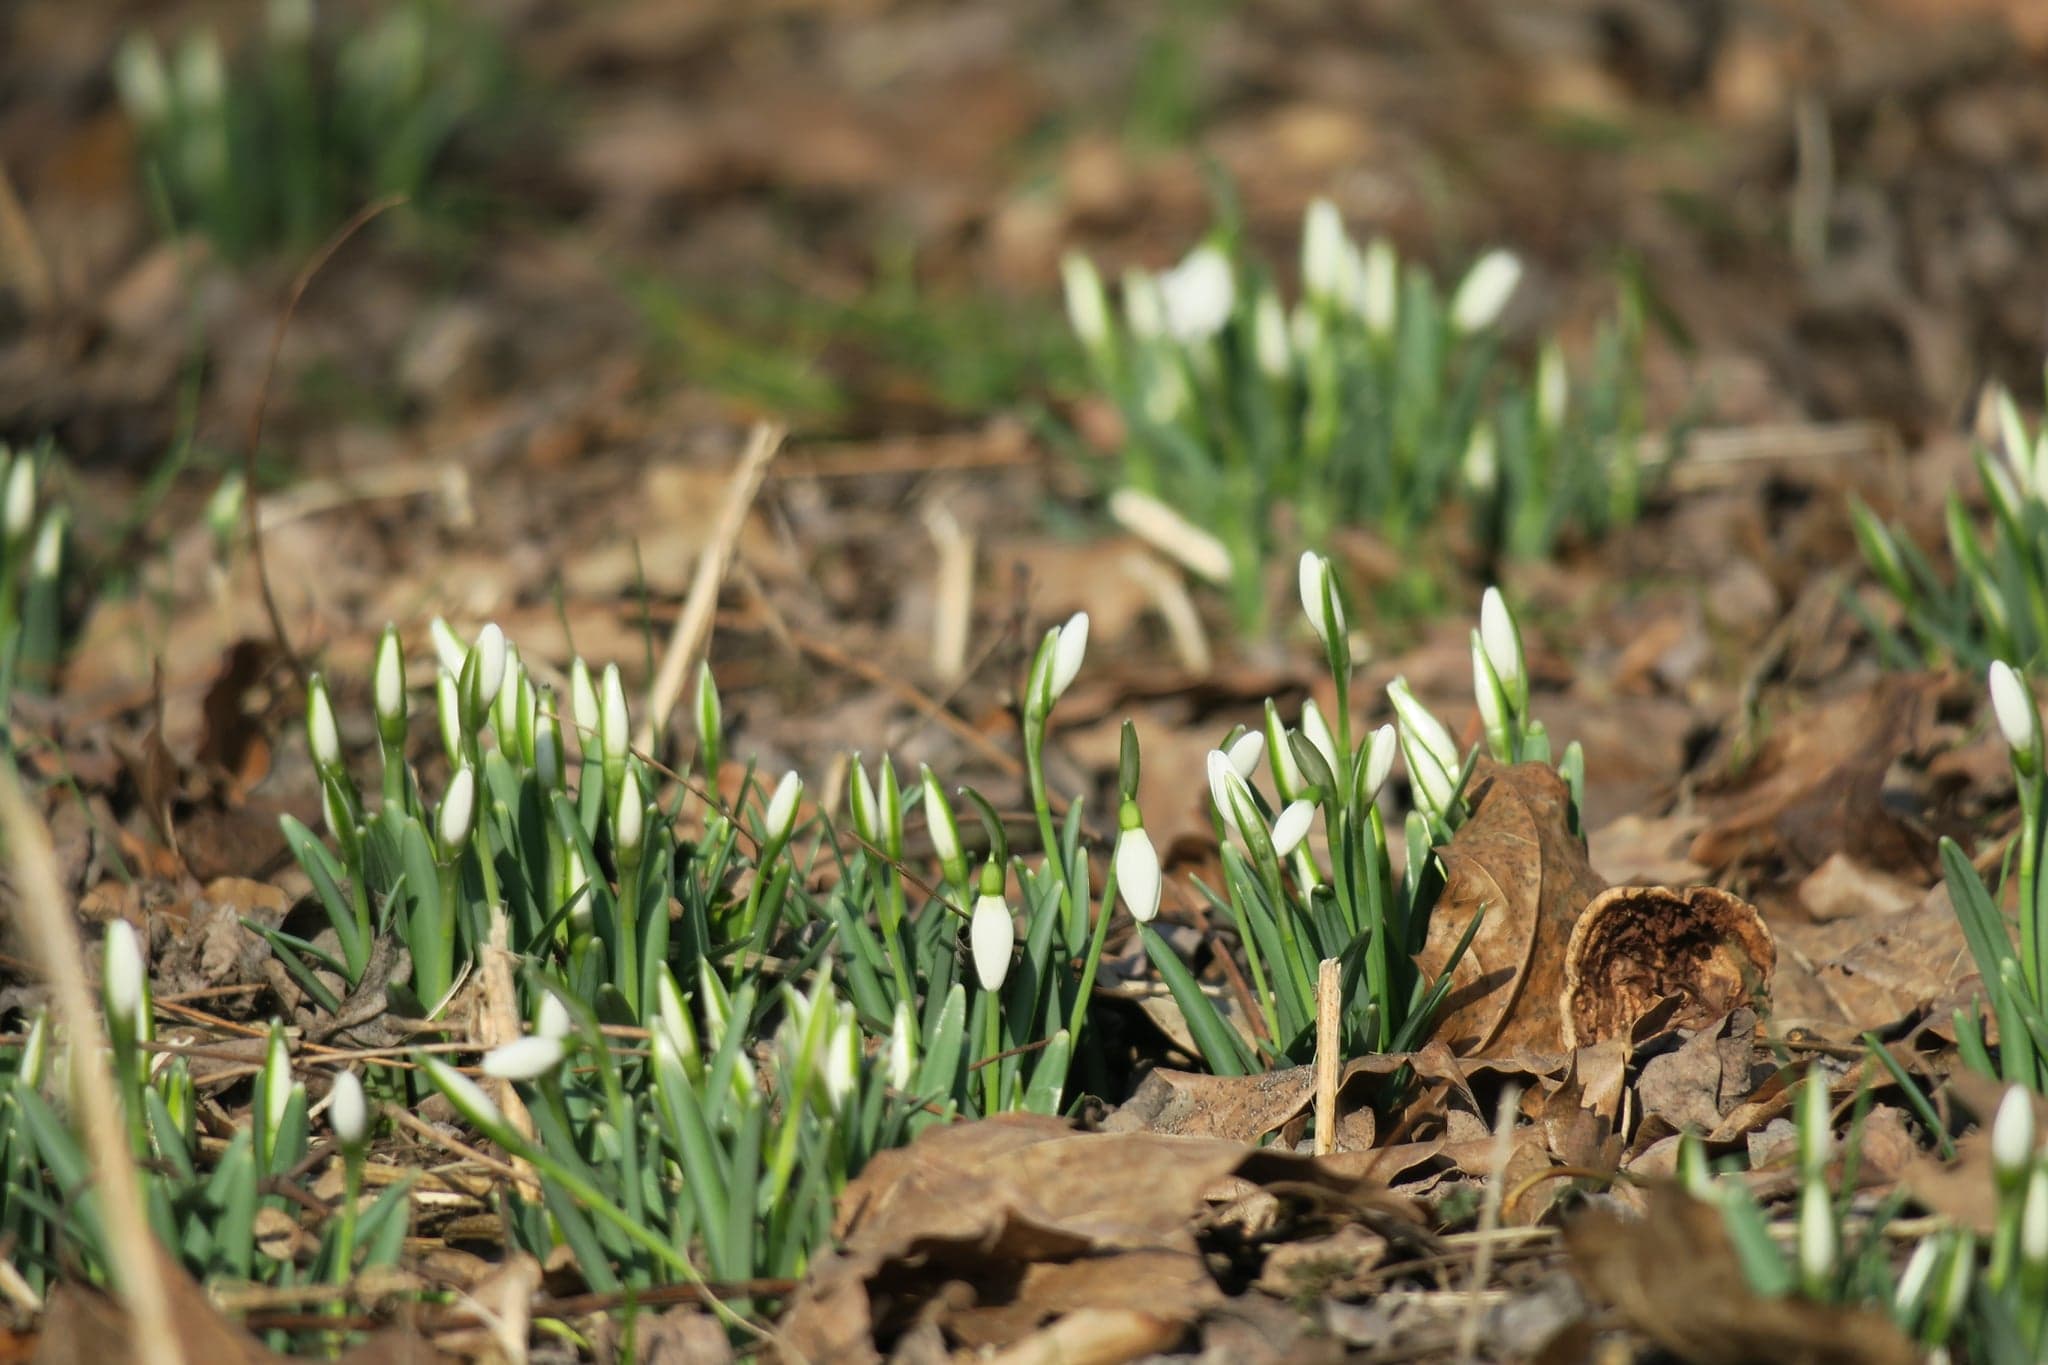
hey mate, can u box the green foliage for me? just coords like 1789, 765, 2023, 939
1854, 373, 2048, 672
113, 0, 513, 260
1061, 202, 1658, 629
0, 443, 71, 737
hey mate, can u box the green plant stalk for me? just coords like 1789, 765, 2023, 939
980, 988, 1003, 1115
1023, 720, 1080, 952
1065, 857, 1121, 1045
616, 851, 642, 1018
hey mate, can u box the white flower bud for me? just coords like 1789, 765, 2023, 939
970, 893, 1015, 992
1991, 662, 2039, 762
887, 999, 917, 1091
1122, 269, 1165, 340
849, 756, 879, 843
482, 1034, 564, 1081
1298, 552, 1346, 649
1207, 749, 1252, 833
438, 764, 476, 850
30, 511, 62, 580
922, 766, 962, 869
329, 1070, 367, 1148
1449, 249, 1522, 333
1473, 634, 1509, 748
1389, 678, 1460, 820
2024, 1163, 2048, 1271
1226, 730, 1265, 781
1254, 291, 1291, 378
615, 765, 645, 854
1115, 824, 1162, 924
430, 617, 467, 676
764, 770, 803, 844
570, 659, 599, 738
1893, 1237, 1940, 1316
307, 676, 342, 772
1061, 251, 1112, 351
1362, 723, 1396, 802
1797, 1181, 1836, 1287
436, 669, 462, 763
1537, 340, 1569, 435
470, 624, 507, 709
113, 34, 171, 126
1159, 244, 1235, 343
422, 1057, 503, 1127
600, 663, 629, 764
1360, 236, 1398, 337
1048, 612, 1089, 702
1301, 199, 1348, 304
536, 993, 572, 1041
374, 627, 405, 726
1994, 1085, 2036, 1182
260, 1024, 293, 1136
1463, 421, 1498, 494
1300, 700, 1339, 779
1479, 587, 1525, 706
1271, 800, 1316, 858
822, 1004, 859, 1112
103, 919, 145, 1027
175, 31, 225, 107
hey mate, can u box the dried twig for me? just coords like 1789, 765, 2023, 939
1313, 957, 1341, 1156
0, 763, 185, 1365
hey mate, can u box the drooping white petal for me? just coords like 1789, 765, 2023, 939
438, 765, 477, 848
422, 1057, 504, 1127
536, 994, 572, 1041
1449, 249, 1522, 333
329, 1070, 367, 1146
481, 1034, 565, 1081
1049, 612, 1090, 701
1159, 244, 1235, 343
1994, 1084, 2036, 1179
103, 920, 145, 1026
1226, 730, 1266, 781
307, 678, 342, 771
1271, 800, 1316, 858
1115, 825, 1162, 924
471, 623, 507, 708
1301, 199, 1349, 303
970, 893, 1015, 992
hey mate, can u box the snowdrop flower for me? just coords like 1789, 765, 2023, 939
1893, 1238, 1940, 1318
764, 770, 803, 846
1271, 800, 1316, 858
1388, 679, 1460, 821
1994, 1085, 2036, 1186
1266, 708, 1304, 798
536, 993, 572, 1041
1049, 612, 1089, 702
1298, 552, 1346, 651
534, 693, 564, 788
1991, 662, 2039, 766
970, 891, 1015, 992
2, 457, 34, 546
174, 30, 226, 107
1122, 268, 1166, 340
329, 1070, 367, 1149
1479, 588, 1526, 710
1462, 421, 1497, 494
1253, 291, 1291, 379
1537, 340, 1570, 436
849, 755, 880, 843
492, 644, 526, 745
1159, 244, 1235, 343
822, 1003, 859, 1112
1299, 700, 1339, 781
470, 623, 507, 709
430, 617, 467, 676
921, 765, 966, 885
1797, 1181, 1836, 1287
1301, 199, 1349, 304
1222, 733, 1263, 784
482, 1033, 565, 1081
103, 920, 145, 1030
1360, 236, 1399, 337
1996, 386, 2032, 487
1449, 249, 1522, 333
260, 1024, 293, 1137
887, 999, 918, 1091
570, 658, 599, 738
1061, 251, 1112, 352
695, 661, 721, 771
422, 1057, 503, 1127
30, 511, 63, 581
1797, 1064, 1832, 1180
113, 33, 171, 125
1362, 723, 1397, 803
306, 675, 342, 774
374, 626, 406, 734
438, 764, 476, 851
614, 765, 645, 858
2024, 1164, 2048, 1273
1207, 748, 1255, 833
600, 663, 629, 767
1114, 808, 1162, 924
435, 669, 462, 764
1473, 633, 1509, 750
655, 967, 698, 1071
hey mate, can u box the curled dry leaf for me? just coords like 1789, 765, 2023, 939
1559, 885, 1775, 1048
1415, 761, 1609, 1056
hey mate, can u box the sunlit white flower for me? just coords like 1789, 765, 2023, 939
1389, 678, 1460, 820
570, 658, 600, 738
103, 920, 145, 1027
430, 617, 467, 676
1297, 552, 1346, 650
970, 893, 1015, 992
436, 669, 462, 763
1996, 386, 2032, 485
1360, 237, 1398, 337
1449, 249, 1522, 333
536, 994, 572, 1041
2, 458, 34, 547
615, 765, 645, 855
1122, 268, 1166, 340
1115, 821, 1161, 924
1267, 710, 1304, 797
470, 623, 507, 709
1463, 421, 1497, 494
1362, 723, 1396, 802
921, 765, 962, 872
1061, 252, 1112, 351
374, 627, 406, 729
2023, 1164, 2048, 1271
1995, 1085, 2036, 1184
329, 1070, 367, 1148
422, 1057, 503, 1127
1271, 800, 1316, 858
30, 511, 63, 580
1226, 730, 1265, 781
306, 676, 342, 772
1207, 748, 1253, 833
439, 764, 476, 850
654, 967, 698, 1071
1537, 341, 1569, 435
1301, 199, 1349, 304
887, 999, 917, 1090
1894, 1238, 1940, 1317
1049, 612, 1089, 702
1159, 244, 1235, 343
1797, 1064, 1832, 1179
535, 695, 564, 788
1797, 1181, 1836, 1286
1254, 291, 1291, 379
1473, 634, 1508, 748
849, 755, 879, 843
764, 770, 803, 845
1300, 699, 1339, 780
113, 33, 170, 125
1479, 588, 1525, 708
600, 663, 629, 767
482, 1034, 564, 1081
1991, 662, 2039, 764
260, 1024, 293, 1136
822, 1003, 859, 1112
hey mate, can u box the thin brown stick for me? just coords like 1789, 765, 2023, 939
636, 422, 785, 754
1456, 1083, 1522, 1364
1313, 957, 1341, 1156
0, 763, 184, 1365
242, 194, 407, 692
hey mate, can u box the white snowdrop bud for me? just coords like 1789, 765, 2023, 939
103, 920, 145, 1027
1991, 662, 2039, 764
1271, 800, 1316, 858
1360, 236, 1399, 337
1160, 244, 1235, 343
570, 659, 600, 738
436, 669, 462, 763
1226, 730, 1265, 781
482, 1034, 564, 1081
1061, 251, 1112, 351
1388, 679, 1460, 821
1463, 421, 1498, 494
1298, 552, 1346, 650
1300, 700, 1339, 780
1115, 821, 1162, 924
1301, 199, 1348, 304
470, 623, 507, 708
764, 770, 803, 845
1122, 269, 1165, 340
536, 993, 572, 1041
114, 33, 171, 125
2023, 1163, 2048, 1272
1254, 290, 1291, 378
1479, 587, 1526, 708
438, 764, 476, 850
1207, 749, 1252, 832
421, 1058, 503, 1127
306, 676, 342, 773
887, 999, 917, 1091
921, 765, 962, 870
1994, 1085, 2036, 1183
1537, 340, 1570, 435
1362, 724, 1397, 802
615, 765, 645, 855
430, 617, 467, 676
970, 893, 1015, 992
374, 627, 406, 729
329, 1070, 367, 1148
1449, 249, 1522, 333
30, 511, 62, 580
1049, 612, 1089, 702
1797, 1181, 1836, 1287
600, 663, 629, 765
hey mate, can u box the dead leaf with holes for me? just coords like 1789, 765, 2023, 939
1561, 885, 1776, 1048
1415, 761, 1609, 1056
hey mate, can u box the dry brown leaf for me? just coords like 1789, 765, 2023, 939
1416, 762, 1608, 1055
1567, 1188, 1919, 1365
1560, 885, 1775, 1048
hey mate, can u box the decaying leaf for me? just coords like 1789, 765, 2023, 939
1567, 1187, 1919, 1365
1560, 886, 1775, 1048
1416, 762, 1609, 1056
